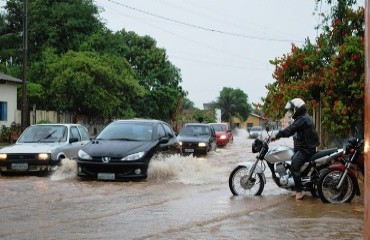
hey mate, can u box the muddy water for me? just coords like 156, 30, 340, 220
0, 129, 364, 240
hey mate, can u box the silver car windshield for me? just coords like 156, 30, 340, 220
96, 123, 154, 141
18, 125, 68, 143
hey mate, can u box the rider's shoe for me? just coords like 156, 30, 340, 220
295, 192, 304, 200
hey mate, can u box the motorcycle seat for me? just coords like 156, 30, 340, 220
309, 148, 338, 161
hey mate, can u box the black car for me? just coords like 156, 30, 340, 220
76, 119, 179, 180
177, 123, 217, 156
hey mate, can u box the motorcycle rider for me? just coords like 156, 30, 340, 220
270, 98, 320, 200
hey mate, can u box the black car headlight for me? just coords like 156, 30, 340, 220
37, 153, 50, 161
121, 152, 145, 161
0, 153, 7, 161
198, 142, 206, 147
78, 150, 92, 160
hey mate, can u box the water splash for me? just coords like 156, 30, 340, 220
147, 154, 229, 185
50, 158, 77, 181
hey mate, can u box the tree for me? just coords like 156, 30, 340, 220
29, 49, 145, 120
1, 0, 104, 64
116, 30, 187, 121
264, 1, 364, 136
216, 87, 252, 123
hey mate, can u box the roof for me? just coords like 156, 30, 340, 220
0, 72, 22, 83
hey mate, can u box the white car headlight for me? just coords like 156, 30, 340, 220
198, 142, 206, 147
78, 150, 92, 160
220, 135, 227, 139
121, 152, 145, 161
37, 153, 50, 161
0, 153, 7, 160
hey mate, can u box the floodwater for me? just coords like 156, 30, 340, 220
0, 129, 364, 240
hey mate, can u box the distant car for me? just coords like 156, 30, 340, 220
76, 119, 179, 180
209, 123, 233, 147
0, 124, 90, 173
177, 123, 217, 156
249, 126, 263, 139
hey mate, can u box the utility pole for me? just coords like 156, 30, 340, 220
21, 0, 28, 131
364, 0, 369, 239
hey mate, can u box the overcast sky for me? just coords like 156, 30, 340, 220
1, 0, 364, 109
93, 0, 333, 108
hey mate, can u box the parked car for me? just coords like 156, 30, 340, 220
0, 123, 90, 174
76, 119, 179, 180
249, 126, 263, 139
209, 122, 233, 147
177, 123, 217, 156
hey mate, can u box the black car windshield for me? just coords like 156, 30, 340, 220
212, 124, 226, 131
179, 125, 210, 137
97, 122, 154, 141
18, 125, 68, 143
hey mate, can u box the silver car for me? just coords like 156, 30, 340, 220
249, 126, 263, 139
0, 124, 90, 173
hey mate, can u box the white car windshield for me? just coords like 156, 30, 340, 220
18, 125, 68, 143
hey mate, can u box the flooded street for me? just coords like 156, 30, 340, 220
0, 129, 364, 240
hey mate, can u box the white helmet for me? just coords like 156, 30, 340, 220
284, 98, 306, 118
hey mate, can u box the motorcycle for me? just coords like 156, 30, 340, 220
229, 127, 343, 197
317, 130, 364, 203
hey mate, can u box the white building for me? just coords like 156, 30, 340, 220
0, 73, 22, 127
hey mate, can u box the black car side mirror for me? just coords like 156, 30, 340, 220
159, 136, 169, 144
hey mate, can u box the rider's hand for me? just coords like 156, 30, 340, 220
269, 136, 276, 142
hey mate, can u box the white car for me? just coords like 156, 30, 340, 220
0, 124, 90, 173
249, 126, 263, 139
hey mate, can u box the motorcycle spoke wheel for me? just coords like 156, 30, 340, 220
229, 166, 264, 196
318, 169, 356, 203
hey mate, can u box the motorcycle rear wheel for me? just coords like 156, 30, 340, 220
317, 169, 357, 203
229, 166, 264, 196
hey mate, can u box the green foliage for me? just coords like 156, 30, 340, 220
190, 109, 215, 123
116, 30, 186, 121
265, 2, 364, 135
215, 87, 252, 123
29, 49, 145, 119
1, 0, 185, 123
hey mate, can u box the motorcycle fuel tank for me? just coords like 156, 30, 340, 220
265, 146, 294, 163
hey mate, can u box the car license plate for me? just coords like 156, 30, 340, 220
11, 163, 28, 170
98, 173, 115, 180
184, 149, 194, 153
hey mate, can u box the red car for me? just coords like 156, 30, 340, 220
209, 123, 233, 147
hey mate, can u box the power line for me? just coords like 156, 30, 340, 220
107, 0, 303, 43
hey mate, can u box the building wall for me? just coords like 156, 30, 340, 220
0, 83, 18, 127
233, 114, 264, 130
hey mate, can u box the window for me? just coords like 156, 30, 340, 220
0, 101, 7, 121
78, 126, 90, 141
70, 126, 81, 141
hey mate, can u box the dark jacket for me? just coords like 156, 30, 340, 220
276, 110, 320, 151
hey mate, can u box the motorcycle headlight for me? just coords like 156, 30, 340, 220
78, 150, 92, 160
0, 153, 7, 160
220, 135, 227, 140
37, 153, 50, 161
178, 141, 183, 146
198, 142, 206, 147
121, 152, 145, 161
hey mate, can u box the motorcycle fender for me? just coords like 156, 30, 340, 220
237, 162, 266, 184
328, 163, 361, 196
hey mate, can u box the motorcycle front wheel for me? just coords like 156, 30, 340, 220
229, 166, 264, 196
317, 169, 357, 203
